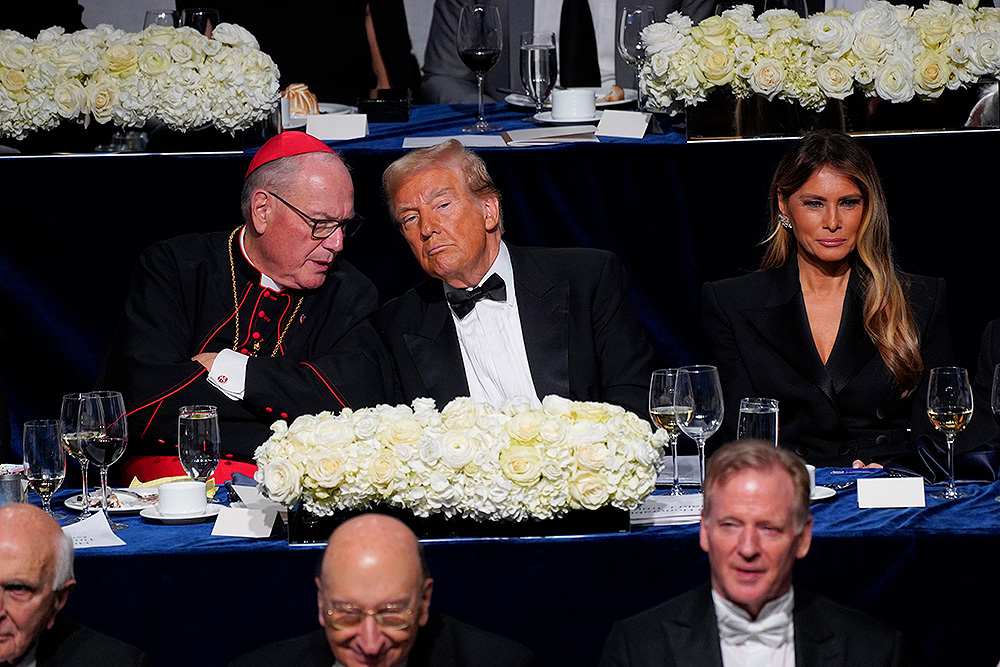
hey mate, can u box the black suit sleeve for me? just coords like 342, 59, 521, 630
906, 277, 956, 448
701, 280, 752, 445
959, 318, 1000, 449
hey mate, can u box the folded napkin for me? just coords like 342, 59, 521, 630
128, 476, 218, 498
885, 436, 1000, 484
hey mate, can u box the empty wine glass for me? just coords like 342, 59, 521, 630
79, 391, 129, 530
457, 5, 503, 133
674, 365, 724, 490
926, 367, 973, 500
60, 393, 93, 521
520, 32, 557, 114
178, 405, 220, 482
649, 369, 684, 495
180, 8, 219, 37
618, 6, 656, 111
737, 397, 779, 446
144, 10, 178, 28
23, 420, 67, 520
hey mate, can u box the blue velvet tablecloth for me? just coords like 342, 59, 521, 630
59, 470, 1000, 667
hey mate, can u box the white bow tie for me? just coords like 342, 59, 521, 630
717, 608, 792, 648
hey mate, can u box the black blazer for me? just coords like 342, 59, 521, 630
599, 584, 908, 667
36, 615, 150, 667
959, 318, 1000, 448
228, 613, 541, 667
702, 258, 953, 466
373, 245, 656, 419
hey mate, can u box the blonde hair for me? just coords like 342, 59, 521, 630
761, 131, 922, 395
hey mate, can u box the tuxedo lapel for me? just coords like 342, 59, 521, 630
509, 247, 571, 400
824, 271, 878, 394
794, 592, 847, 667
666, 585, 725, 667
402, 283, 469, 403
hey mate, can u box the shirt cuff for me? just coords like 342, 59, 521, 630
206, 349, 248, 401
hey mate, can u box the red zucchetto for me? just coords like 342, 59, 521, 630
245, 132, 335, 178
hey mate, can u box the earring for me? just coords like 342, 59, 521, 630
778, 214, 792, 230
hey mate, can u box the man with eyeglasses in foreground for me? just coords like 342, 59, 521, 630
101, 132, 396, 480
229, 513, 540, 667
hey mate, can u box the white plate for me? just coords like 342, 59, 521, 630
506, 87, 638, 109
64, 489, 157, 515
533, 111, 603, 124
140, 504, 222, 524
811, 485, 835, 501
282, 102, 356, 129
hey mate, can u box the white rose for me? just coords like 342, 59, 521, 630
541, 395, 573, 418
86, 78, 117, 123
169, 42, 194, 65
873, 56, 915, 102
913, 48, 950, 96
309, 418, 355, 448
506, 410, 546, 443
53, 79, 86, 118
306, 449, 347, 487
806, 15, 855, 58
569, 471, 611, 510
538, 418, 568, 446
852, 2, 903, 40
500, 396, 533, 416
380, 417, 423, 447
965, 30, 1000, 76
369, 449, 399, 486
0, 42, 31, 70
104, 40, 139, 77
575, 441, 609, 471
816, 60, 855, 98
138, 44, 171, 75
749, 57, 785, 97
351, 411, 380, 440
440, 431, 478, 469
696, 45, 736, 85
442, 397, 480, 430
261, 459, 302, 505
500, 444, 543, 486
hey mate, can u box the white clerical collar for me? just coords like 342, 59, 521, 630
239, 226, 285, 292
713, 586, 794, 646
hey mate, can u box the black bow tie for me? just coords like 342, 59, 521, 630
445, 273, 507, 319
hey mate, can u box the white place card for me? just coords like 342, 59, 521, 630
402, 135, 507, 148
630, 493, 703, 526
857, 477, 926, 508
211, 506, 283, 538
62, 511, 126, 549
502, 125, 598, 146
596, 110, 652, 139
305, 114, 368, 140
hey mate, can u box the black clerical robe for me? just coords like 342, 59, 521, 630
101, 230, 396, 458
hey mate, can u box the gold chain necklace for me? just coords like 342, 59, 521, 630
228, 227, 304, 357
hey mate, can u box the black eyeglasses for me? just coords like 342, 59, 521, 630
268, 191, 364, 239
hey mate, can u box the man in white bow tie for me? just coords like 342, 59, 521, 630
599, 440, 908, 667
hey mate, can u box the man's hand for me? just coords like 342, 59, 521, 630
852, 460, 883, 469
192, 352, 218, 370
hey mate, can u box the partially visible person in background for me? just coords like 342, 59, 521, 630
2, 0, 85, 36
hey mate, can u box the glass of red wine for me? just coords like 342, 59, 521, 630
78, 391, 129, 531
457, 5, 503, 133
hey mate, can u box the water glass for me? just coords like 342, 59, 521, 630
737, 397, 779, 446
519, 32, 557, 114
178, 405, 220, 482
144, 10, 178, 27
23, 420, 67, 519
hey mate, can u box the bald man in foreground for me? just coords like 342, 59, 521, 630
229, 513, 540, 667
0, 504, 149, 666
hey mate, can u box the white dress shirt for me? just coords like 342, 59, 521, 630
713, 588, 796, 667
535, 0, 618, 89
447, 243, 541, 409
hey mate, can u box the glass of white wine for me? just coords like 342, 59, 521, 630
178, 405, 220, 482
926, 367, 973, 500
649, 369, 684, 495
23, 420, 67, 520
674, 365, 724, 491
60, 393, 92, 521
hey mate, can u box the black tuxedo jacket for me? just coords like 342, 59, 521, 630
228, 612, 541, 667
599, 584, 908, 667
35, 615, 150, 667
702, 258, 953, 466
374, 245, 656, 418
960, 318, 1000, 447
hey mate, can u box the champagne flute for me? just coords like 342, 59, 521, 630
180, 8, 220, 37
144, 10, 178, 28
60, 393, 93, 521
79, 391, 129, 531
926, 367, 973, 500
178, 405, 220, 482
457, 5, 503, 133
23, 420, 67, 520
519, 32, 557, 115
649, 369, 685, 495
674, 365, 724, 491
618, 6, 656, 111
737, 397, 779, 446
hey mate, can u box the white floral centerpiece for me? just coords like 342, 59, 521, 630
641, 0, 1000, 113
0, 23, 279, 140
254, 396, 666, 523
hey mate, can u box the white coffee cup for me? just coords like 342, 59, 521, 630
158, 480, 207, 516
550, 88, 596, 120
805, 464, 816, 498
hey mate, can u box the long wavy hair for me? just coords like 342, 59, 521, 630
760, 130, 923, 395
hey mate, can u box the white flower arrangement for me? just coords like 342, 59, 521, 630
254, 396, 666, 522
641, 0, 1000, 112
0, 23, 279, 140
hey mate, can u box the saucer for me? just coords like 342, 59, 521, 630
810, 486, 835, 501
139, 504, 221, 524
533, 111, 603, 124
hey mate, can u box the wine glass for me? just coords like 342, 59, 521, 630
926, 367, 973, 500
674, 365, 724, 491
737, 397, 779, 446
520, 32, 557, 115
649, 369, 684, 496
144, 10, 178, 28
178, 405, 220, 482
78, 391, 129, 531
618, 6, 656, 111
22, 420, 67, 520
180, 8, 220, 37
457, 5, 503, 133
60, 393, 93, 521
